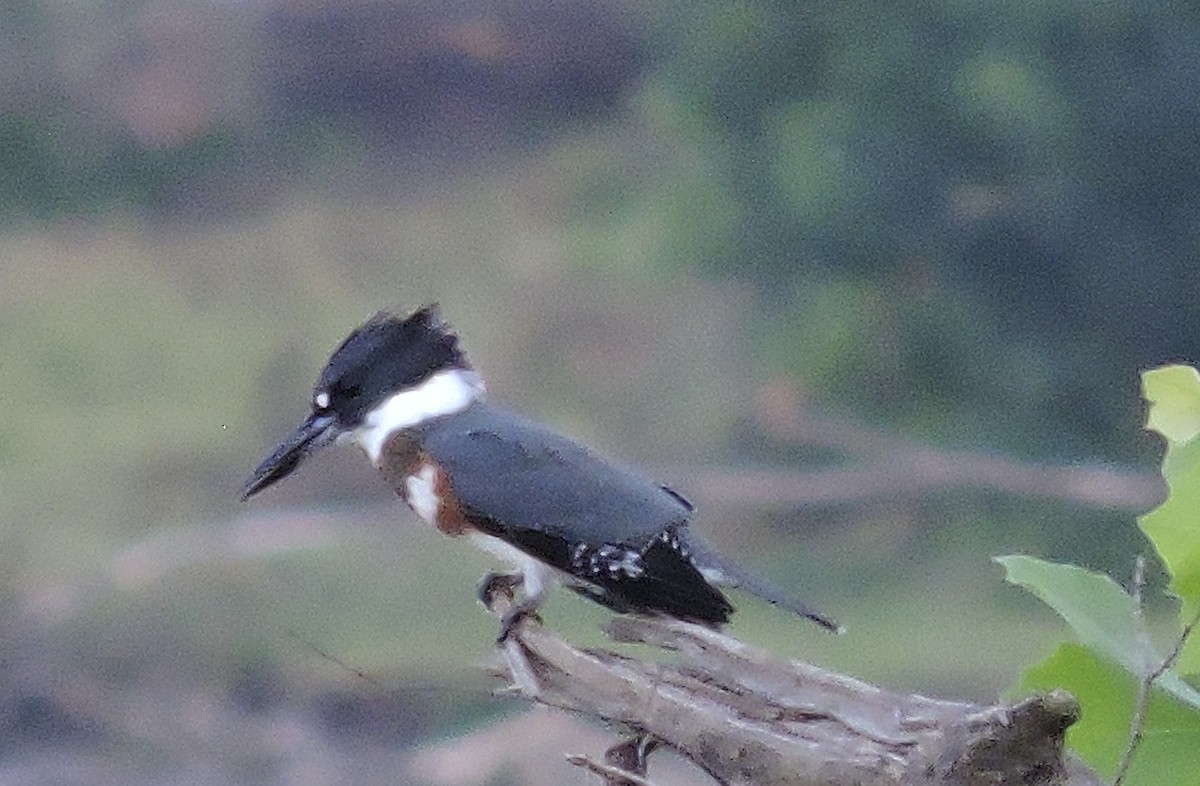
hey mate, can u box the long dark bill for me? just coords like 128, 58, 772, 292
240, 413, 337, 500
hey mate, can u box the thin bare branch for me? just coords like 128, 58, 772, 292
566, 754, 664, 786
1112, 556, 1150, 786
664, 409, 1163, 513
1130, 556, 1147, 609
671, 458, 1161, 514
1151, 602, 1200, 680
1114, 568, 1200, 786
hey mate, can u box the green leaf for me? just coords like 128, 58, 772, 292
1143, 365, 1200, 444
996, 555, 1200, 709
997, 556, 1153, 673
1018, 643, 1200, 786
1140, 364, 1200, 672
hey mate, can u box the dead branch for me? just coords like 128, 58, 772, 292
485, 598, 1103, 786
675, 459, 1161, 514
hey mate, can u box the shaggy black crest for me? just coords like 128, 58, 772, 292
315, 305, 468, 426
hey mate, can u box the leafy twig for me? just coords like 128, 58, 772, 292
1113, 557, 1200, 786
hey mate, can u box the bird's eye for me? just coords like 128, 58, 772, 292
314, 391, 331, 410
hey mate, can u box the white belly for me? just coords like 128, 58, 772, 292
468, 531, 558, 603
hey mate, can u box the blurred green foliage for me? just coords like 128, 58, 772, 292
2, 0, 1196, 464
636, 1, 1200, 461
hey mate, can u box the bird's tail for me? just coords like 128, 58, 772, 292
677, 529, 841, 634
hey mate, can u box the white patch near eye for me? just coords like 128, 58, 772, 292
354, 368, 486, 463
314, 391, 330, 409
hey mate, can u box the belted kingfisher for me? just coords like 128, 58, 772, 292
242, 306, 837, 640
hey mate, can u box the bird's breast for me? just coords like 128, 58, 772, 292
373, 431, 473, 537
402, 459, 475, 536
374, 431, 475, 538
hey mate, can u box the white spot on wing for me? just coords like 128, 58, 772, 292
580, 542, 645, 581
618, 551, 645, 578
353, 368, 485, 463
404, 464, 440, 526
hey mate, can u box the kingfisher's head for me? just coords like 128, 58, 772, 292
241, 305, 484, 500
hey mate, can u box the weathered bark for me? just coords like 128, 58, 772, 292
486, 601, 1102, 786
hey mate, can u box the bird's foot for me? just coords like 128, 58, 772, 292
476, 571, 542, 643
605, 734, 660, 777
476, 571, 523, 609
496, 602, 543, 644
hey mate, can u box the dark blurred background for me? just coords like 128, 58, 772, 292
0, 0, 1193, 783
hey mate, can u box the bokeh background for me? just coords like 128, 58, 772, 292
1, 1, 1195, 783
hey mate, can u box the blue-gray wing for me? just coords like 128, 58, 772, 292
415, 403, 733, 624
417, 404, 691, 546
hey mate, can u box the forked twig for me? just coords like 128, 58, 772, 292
566, 754, 663, 786
1114, 556, 1200, 786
